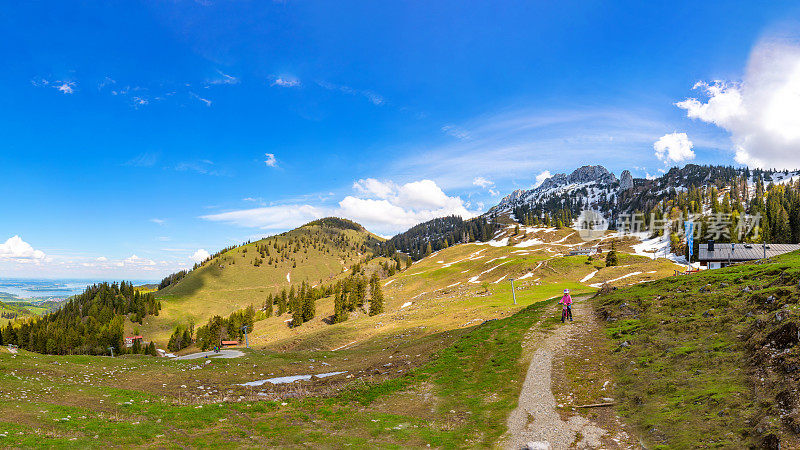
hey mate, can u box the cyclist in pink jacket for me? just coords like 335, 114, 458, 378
559, 289, 573, 323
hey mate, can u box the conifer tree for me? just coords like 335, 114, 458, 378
291, 303, 303, 328
369, 274, 384, 316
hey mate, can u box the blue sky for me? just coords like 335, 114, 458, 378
1, 1, 799, 279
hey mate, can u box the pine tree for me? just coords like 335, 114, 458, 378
264, 293, 273, 317
302, 292, 315, 322
369, 274, 384, 316
334, 291, 348, 323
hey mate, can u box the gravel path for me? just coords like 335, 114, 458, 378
505, 298, 610, 449
174, 349, 245, 360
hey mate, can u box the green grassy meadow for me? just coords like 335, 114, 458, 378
596, 251, 800, 448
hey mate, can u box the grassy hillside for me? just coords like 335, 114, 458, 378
142, 219, 385, 342
0, 223, 694, 446
0, 298, 563, 447
245, 225, 683, 353
596, 251, 800, 448
0, 300, 49, 326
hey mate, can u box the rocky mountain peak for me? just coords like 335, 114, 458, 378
566, 165, 616, 184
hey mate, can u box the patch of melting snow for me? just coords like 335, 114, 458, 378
400, 301, 413, 309
580, 270, 598, 283
286, 272, 291, 283
468, 261, 511, 283
514, 238, 545, 248
494, 275, 507, 284
239, 371, 347, 387
590, 271, 642, 288
445, 282, 461, 289
486, 256, 508, 263
384, 279, 396, 287
518, 272, 534, 280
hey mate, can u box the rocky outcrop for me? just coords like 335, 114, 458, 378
566, 165, 617, 185
619, 170, 634, 190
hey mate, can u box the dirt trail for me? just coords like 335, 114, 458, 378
504, 298, 627, 449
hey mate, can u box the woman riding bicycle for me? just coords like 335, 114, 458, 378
559, 289, 573, 323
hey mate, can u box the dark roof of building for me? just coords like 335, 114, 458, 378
698, 243, 800, 262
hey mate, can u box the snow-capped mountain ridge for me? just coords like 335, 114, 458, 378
489, 164, 800, 223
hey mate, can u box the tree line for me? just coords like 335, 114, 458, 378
380, 216, 501, 260
0, 282, 161, 355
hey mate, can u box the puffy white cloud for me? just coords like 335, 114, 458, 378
0, 236, 47, 260
676, 81, 745, 126
676, 39, 800, 169
472, 177, 494, 188
150, 218, 165, 225
96, 256, 108, 262
264, 153, 278, 168
653, 132, 695, 163
534, 170, 552, 188
201, 205, 325, 230
339, 179, 476, 233
353, 178, 394, 198
395, 180, 452, 210
202, 179, 476, 236
191, 249, 211, 263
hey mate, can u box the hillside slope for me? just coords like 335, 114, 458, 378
143, 218, 385, 342
596, 251, 800, 448
246, 224, 684, 353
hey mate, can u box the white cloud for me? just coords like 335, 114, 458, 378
363, 91, 384, 106
208, 70, 239, 85
175, 159, 227, 176
353, 178, 395, 198
393, 108, 672, 190
442, 125, 471, 141
264, 153, 278, 167
96, 256, 108, 262
676, 39, 800, 169
191, 249, 211, 263
534, 170, 552, 188
190, 92, 212, 106
653, 132, 695, 163
271, 76, 300, 87
201, 205, 325, 230
150, 218, 165, 225
472, 177, 494, 188
201, 179, 476, 235
395, 180, 452, 210
0, 236, 47, 260
317, 81, 385, 106
123, 254, 157, 267
56, 82, 75, 94
337, 179, 475, 233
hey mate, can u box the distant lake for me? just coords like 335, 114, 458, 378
0, 278, 157, 301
